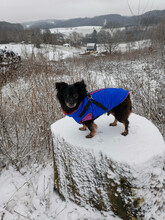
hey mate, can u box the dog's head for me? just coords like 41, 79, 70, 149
55, 80, 87, 112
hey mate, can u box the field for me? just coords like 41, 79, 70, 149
49, 26, 103, 36
0, 43, 84, 61
0, 39, 150, 62
49, 26, 127, 37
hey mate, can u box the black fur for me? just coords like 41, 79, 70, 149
56, 80, 87, 114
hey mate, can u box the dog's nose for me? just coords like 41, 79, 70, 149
66, 97, 77, 108
68, 98, 75, 105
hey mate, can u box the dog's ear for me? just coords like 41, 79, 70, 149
74, 80, 86, 91
55, 82, 68, 91
74, 80, 87, 97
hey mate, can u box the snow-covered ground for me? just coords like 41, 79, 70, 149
0, 43, 84, 61
117, 39, 150, 53
0, 39, 150, 62
49, 26, 126, 37
49, 26, 102, 36
1, 113, 164, 219
0, 163, 120, 220
0, 35, 163, 219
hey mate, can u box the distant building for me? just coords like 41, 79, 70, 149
86, 43, 97, 52
63, 43, 70, 47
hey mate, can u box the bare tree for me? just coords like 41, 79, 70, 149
68, 32, 82, 47
98, 29, 119, 54
150, 17, 165, 51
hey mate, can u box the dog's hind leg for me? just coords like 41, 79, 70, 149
109, 118, 117, 127
121, 120, 129, 136
108, 111, 117, 126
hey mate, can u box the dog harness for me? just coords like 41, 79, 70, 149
63, 88, 129, 124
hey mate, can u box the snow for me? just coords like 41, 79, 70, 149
49, 26, 127, 37
0, 103, 164, 219
118, 40, 151, 53
51, 113, 165, 219
0, 43, 84, 61
0, 39, 150, 63
51, 113, 165, 165
49, 26, 102, 36
0, 163, 120, 220
0, 37, 164, 219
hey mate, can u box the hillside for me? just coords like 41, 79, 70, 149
22, 19, 64, 29
22, 9, 165, 29
0, 21, 23, 31
1, 9, 164, 31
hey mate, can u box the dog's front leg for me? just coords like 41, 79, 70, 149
84, 120, 97, 138
79, 124, 87, 131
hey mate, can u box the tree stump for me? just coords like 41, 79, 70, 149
51, 113, 165, 220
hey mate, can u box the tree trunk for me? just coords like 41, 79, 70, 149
51, 114, 165, 220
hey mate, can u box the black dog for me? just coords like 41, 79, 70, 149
56, 80, 132, 138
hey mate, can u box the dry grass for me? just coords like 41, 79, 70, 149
0, 47, 164, 171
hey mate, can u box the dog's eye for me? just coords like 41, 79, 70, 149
64, 94, 69, 99
73, 94, 78, 99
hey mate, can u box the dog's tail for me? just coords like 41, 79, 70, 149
128, 94, 132, 112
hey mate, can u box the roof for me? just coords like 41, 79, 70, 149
86, 43, 97, 50
87, 43, 96, 47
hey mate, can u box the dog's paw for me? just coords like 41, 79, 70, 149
79, 127, 87, 131
121, 131, 128, 136
109, 123, 117, 127
86, 134, 94, 138
79, 124, 87, 131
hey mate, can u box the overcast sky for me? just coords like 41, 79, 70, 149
1, 0, 165, 23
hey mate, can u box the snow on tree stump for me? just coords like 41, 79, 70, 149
51, 113, 165, 220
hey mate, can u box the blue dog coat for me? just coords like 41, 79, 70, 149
63, 88, 129, 124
